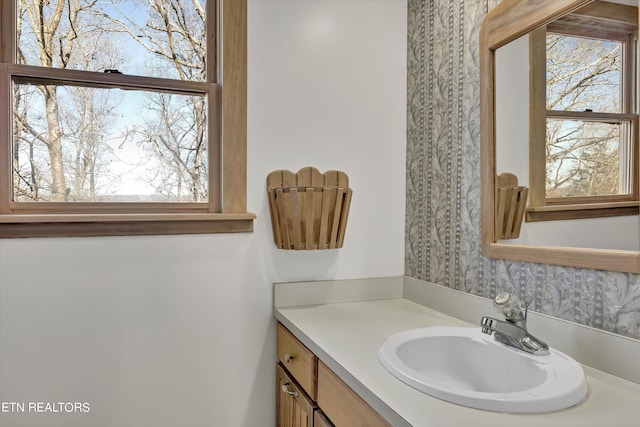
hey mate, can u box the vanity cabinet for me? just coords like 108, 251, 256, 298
276, 323, 390, 427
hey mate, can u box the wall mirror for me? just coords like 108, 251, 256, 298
480, 0, 640, 273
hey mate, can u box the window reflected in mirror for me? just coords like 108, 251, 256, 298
545, 119, 631, 199
529, 2, 638, 217
482, 0, 640, 272
546, 33, 622, 113
494, 0, 639, 251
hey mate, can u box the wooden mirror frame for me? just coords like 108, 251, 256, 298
480, 0, 640, 273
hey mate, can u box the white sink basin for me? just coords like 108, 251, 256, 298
378, 326, 587, 413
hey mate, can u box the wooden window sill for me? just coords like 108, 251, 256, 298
526, 202, 638, 222
0, 213, 255, 238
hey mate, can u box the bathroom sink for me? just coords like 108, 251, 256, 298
378, 326, 587, 413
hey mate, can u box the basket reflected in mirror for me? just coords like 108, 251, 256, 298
495, 172, 528, 240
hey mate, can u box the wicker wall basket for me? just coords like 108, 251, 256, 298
267, 167, 352, 250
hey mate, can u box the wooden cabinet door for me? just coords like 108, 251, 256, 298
277, 363, 316, 427
317, 361, 390, 427
314, 410, 334, 427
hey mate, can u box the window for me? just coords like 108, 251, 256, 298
0, 0, 252, 237
528, 2, 639, 222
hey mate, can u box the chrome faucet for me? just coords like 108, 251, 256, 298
481, 292, 550, 355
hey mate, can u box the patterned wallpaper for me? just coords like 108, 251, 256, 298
405, 0, 640, 340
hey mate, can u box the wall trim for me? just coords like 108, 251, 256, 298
273, 276, 403, 308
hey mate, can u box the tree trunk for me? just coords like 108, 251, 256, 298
43, 85, 67, 201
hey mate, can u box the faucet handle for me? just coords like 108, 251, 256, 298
493, 292, 525, 321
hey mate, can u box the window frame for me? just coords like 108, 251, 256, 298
0, 0, 253, 238
527, 2, 640, 222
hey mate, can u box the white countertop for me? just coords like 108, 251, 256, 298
274, 285, 640, 427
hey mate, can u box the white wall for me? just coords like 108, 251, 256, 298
0, 1, 407, 426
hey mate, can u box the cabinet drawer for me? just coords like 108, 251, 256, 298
277, 363, 316, 427
317, 361, 390, 427
277, 323, 318, 399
